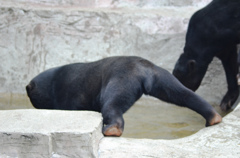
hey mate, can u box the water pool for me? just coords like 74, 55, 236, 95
0, 93, 229, 139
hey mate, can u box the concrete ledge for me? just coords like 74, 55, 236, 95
0, 110, 103, 158
0, 104, 239, 157
99, 103, 240, 158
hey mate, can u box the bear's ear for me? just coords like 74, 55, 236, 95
188, 60, 196, 72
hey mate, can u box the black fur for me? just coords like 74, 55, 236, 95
27, 56, 220, 136
173, 0, 240, 111
238, 50, 240, 70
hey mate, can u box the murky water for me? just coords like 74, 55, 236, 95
122, 96, 229, 139
0, 93, 229, 139
0, 93, 33, 110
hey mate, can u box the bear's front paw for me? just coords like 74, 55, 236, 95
103, 125, 123, 137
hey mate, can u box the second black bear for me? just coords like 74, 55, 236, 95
26, 56, 222, 136
173, 0, 240, 111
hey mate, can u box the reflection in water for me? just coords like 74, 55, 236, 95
0, 93, 229, 139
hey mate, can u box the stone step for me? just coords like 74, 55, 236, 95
0, 110, 103, 158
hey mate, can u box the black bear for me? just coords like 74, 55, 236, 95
26, 56, 222, 136
173, 0, 240, 111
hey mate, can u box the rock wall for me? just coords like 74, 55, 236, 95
0, 0, 212, 8
0, 0, 227, 105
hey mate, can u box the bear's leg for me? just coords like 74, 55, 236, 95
100, 89, 127, 137
219, 47, 239, 111
101, 105, 124, 137
100, 80, 139, 136
151, 71, 222, 126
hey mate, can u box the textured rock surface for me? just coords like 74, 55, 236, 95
99, 102, 240, 158
0, 110, 103, 158
0, 104, 239, 158
0, 0, 212, 8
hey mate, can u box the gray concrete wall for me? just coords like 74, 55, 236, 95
0, 0, 226, 106
0, 0, 212, 8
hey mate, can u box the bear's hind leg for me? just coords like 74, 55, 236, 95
151, 70, 222, 126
